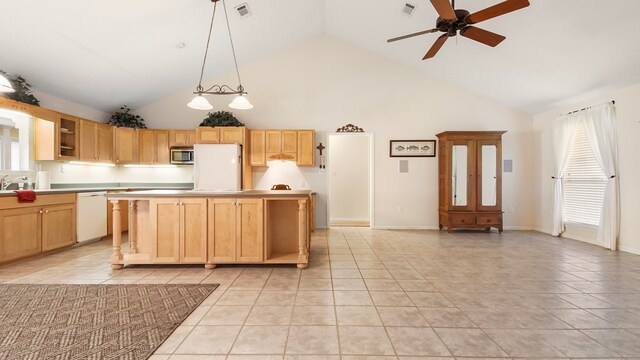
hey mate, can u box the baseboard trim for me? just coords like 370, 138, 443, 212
503, 226, 534, 231
372, 226, 441, 230
618, 245, 640, 255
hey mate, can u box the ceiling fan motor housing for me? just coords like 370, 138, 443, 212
436, 9, 471, 36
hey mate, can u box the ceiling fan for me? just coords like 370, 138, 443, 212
388, 0, 530, 60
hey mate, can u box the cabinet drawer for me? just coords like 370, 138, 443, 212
476, 215, 501, 225
450, 214, 476, 225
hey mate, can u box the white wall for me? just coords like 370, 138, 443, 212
532, 82, 640, 254
33, 90, 109, 122
136, 35, 535, 229
329, 134, 370, 222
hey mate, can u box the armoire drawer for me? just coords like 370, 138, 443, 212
451, 214, 476, 225
476, 215, 501, 225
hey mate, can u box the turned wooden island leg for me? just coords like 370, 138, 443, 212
111, 200, 124, 270
297, 199, 309, 269
129, 200, 138, 254
204, 263, 216, 269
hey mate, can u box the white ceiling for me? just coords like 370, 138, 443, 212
1, 0, 639, 114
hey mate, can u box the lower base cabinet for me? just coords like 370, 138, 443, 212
150, 198, 207, 263
208, 198, 263, 264
0, 196, 76, 264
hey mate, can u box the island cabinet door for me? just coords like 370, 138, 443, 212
151, 199, 181, 263
236, 199, 263, 263
208, 199, 237, 263
180, 199, 207, 263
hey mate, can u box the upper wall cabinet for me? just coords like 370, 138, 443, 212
80, 121, 113, 163
170, 130, 197, 147
34, 113, 80, 161
114, 127, 137, 164
250, 130, 315, 167
138, 129, 170, 164
196, 127, 245, 144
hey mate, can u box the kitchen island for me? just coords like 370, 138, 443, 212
106, 190, 311, 270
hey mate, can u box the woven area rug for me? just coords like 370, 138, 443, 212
0, 283, 218, 360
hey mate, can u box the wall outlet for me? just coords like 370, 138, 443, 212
60, 165, 66, 173
509, 206, 514, 214
398, 206, 404, 213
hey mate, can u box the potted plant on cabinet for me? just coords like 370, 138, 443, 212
199, 111, 244, 127
106, 106, 147, 128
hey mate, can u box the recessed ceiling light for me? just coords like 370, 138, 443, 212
176, 42, 186, 49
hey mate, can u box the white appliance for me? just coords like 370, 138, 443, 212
194, 144, 242, 191
77, 191, 108, 243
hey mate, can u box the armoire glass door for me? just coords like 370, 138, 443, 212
450, 141, 475, 210
477, 140, 501, 211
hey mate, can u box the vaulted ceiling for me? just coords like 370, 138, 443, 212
1, 0, 639, 114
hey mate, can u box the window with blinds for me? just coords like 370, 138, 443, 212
563, 123, 607, 226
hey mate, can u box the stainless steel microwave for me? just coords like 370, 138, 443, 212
170, 148, 194, 164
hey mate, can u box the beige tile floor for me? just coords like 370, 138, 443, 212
3, 228, 640, 359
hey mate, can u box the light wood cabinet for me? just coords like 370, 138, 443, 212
138, 129, 171, 164
436, 131, 505, 233
150, 198, 207, 263
41, 204, 76, 251
114, 127, 137, 164
79, 120, 114, 163
252, 130, 315, 166
58, 115, 80, 160
0, 194, 76, 263
196, 127, 245, 144
0, 207, 42, 262
250, 131, 266, 166
79, 120, 98, 161
208, 198, 263, 264
297, 130, 315, 166
170, 130, 197, 147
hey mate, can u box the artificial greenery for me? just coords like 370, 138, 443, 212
106, 106, 147, 128
199, 111, 244, 127
0, 70, 40, 106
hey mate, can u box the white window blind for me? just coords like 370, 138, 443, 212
563, 123, 607, 226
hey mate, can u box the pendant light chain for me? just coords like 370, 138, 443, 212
222, 0, 243, 91
197, 1, 218, 93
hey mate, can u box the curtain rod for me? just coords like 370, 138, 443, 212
562, 100, 615, 116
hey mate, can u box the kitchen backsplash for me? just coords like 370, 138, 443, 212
36, 162, 194, 184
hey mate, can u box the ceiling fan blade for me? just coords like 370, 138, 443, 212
466, 0, 530, 24
423, 34, 449, 60
430, 0, 457, 21
387, 29, 438, 43
460, 26, 506, 47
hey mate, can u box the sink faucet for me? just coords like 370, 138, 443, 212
1, 175, 29, 190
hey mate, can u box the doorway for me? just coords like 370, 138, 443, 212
327, 133, 374, 227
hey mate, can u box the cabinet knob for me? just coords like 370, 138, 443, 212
461, 219, 465, 223
45, 210, 49, 214
39, 210, 43, 214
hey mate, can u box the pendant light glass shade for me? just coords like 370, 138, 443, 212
187, 95, 213, 110
228, 95, 253, 110
0, 74, 15, 93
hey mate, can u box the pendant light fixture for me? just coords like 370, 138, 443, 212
0, 74, 15, 93
187, 0, 253, 110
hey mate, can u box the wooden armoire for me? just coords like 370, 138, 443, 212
436, 131, 506, 233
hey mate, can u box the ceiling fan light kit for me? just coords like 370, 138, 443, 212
188, 0, 253, 110
388, 0, 530, 60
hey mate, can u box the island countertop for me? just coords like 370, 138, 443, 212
106, 189, 312, 199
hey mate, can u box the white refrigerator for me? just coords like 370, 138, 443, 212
193, 144, 242, 191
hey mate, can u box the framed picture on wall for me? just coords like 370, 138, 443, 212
389, 140, 436, 157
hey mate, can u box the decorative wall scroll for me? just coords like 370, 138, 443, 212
336, 124, 364, 132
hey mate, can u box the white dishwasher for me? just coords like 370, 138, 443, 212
77, 191, 108, 243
